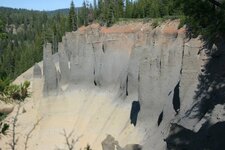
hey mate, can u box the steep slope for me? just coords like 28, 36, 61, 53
1, 20, 225, 150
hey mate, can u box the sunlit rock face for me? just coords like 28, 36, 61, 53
39, 20, 225, 150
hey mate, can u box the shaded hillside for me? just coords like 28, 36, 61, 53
46, 8, 81, 15
45, 8, 70, 15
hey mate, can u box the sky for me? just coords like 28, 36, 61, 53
0, 0, 84, 11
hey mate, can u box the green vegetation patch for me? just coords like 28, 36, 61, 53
3, 80, 30, 102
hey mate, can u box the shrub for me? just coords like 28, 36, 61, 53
3, 80, 30, 101
0, 112, 7, 122
178, 15, 186, 29
152, 20, 159, 28
0, 122, 9, 135
84, 144, 92, 150
0, 112, 9, 136
0, 77, 11, 92
163, 15, 180, 20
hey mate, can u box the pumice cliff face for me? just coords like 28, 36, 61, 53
42, 21, 181, 149
7, 20, 225, 150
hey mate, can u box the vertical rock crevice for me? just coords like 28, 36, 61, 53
126, 75, 129, 96
102, 43, 105, 53
157, 111, 163, 126
93, 68, 97, 86
130, 101, 141, 126
173, 81, 181, 114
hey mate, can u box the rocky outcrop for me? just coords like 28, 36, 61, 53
43, 43, 58, 95
0, 102, 14, 114
102, 135, 142, 150
165, 37, 225, 149
42, 21, 225, 150
33, 63, 42, 78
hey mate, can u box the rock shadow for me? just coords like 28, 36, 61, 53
186, 37, 225, 120
165, 121, 225, 150
130, 101, 140, 126
166, 37, 225, 150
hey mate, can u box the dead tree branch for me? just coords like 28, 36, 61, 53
62, 129, 82, 150
24, 117, 42, 150
9, 104, 21, 150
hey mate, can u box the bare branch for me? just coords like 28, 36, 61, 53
62, 129, 82, 150
24, 117, 42, 150
9, 104, 21, 150
62, 129, 74, 150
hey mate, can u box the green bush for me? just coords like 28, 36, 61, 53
163, 15, 180, 20
178, 15, 186, 29
0, 122, 9, 135
0, 76, 11, 92
0, 112, 7, 122
152, 20, 159, 28
0, 113, 9, 136
3, 80, 30, 101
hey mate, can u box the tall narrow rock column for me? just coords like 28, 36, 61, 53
43, 43, 58, 95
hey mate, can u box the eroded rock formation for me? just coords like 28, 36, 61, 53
41, 21, 225, 150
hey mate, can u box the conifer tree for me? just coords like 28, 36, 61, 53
117, 0, 124, 18
125, 0, 133, 18
0, 19, 6, 39
106, 0, 116, 26
88, 4, 95, 23
93, 0, 98, 19
68, 1, 77, 31
81, 0, 88, 26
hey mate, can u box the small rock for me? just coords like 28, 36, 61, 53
33, 63, 42, 78
22, 107, 26, 113
0, 104, 14, 114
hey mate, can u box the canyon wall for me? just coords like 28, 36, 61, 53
42, 21, 225, 150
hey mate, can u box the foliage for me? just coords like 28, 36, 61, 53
0, 112, 9, 136
0, 77, 11, 92
178, 15, 186, 29
0, 19, 7, 39
0, 112, 7, 122
0, 122, 9, 135
3, 80, 30, 101
176, 0, 225, 41
68, 1, 77, 31
0, 7, 69, 80
84, 144, 92, 150
152, 20, 159, 28
0, 70, 11, 102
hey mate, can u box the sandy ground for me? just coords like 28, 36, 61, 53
0, 62, 142, 150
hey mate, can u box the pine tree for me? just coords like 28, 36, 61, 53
88, 4, 94, 23
106, 0, 116, 26
125, 0, 133, 18
0, 6, 70, 80
97, 0, 107, 25
81, 0, 88, 26
151, 0, 160, 18
68, 1, 77, 31
117, 0, 124, 18
93, 0, 98, 19
0, 19, 6, 39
